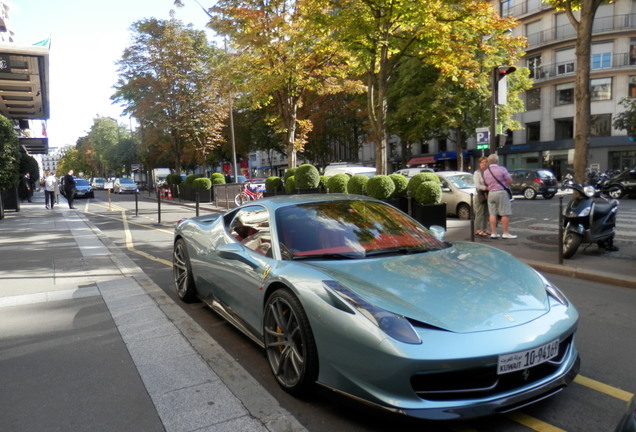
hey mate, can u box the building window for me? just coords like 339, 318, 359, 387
631, 39, 636, 65
500, 0, 512, 17
526, 88, 541, 110
591, 52, 612, 69
556, 82, 574, 105
526, 122, 541, 142
590, 114, 611, 137
629, 76, 636, 98
555, 118, 574, 140
591, 78, 612, 101
527, 56, 542, 79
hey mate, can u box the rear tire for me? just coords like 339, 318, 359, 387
543, 193, 555, 199
173, 238, 198, 302
607, 185, 624, 199
562, 232, 582, 259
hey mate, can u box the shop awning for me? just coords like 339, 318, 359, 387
407, 155, 435, 166
435, 151, 470, 161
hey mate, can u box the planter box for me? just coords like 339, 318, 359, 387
1, 187, 20, 213
410, 202, 447, 229
383, 196, 409, 213
179, 185, 213, 202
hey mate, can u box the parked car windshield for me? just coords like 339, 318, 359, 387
275, 200, 448, 259
76, 179, 89, 186
119, 178, 136, 184
444, 173, 475, 189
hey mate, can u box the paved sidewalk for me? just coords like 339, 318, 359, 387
0, 191, 306, 432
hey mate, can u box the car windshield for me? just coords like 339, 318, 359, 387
120, 178, 135, 184
94, 178, 105, 183
76, 179, 89, 186
275, 200, 448, 260
445, 174, 475, 189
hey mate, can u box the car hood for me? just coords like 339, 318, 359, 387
307, 242, 550, 333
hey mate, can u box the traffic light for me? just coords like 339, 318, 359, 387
494, 65, 516, 105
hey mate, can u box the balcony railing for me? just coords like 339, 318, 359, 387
526, 13, 636, 50
529, 52, 635, 83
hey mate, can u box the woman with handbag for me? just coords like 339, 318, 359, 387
483, 153, 517, 239
473, 157, 490, 237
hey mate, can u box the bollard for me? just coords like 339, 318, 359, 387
407, 191, 412, 217
157, 188, 162, 224
558, 196, 563, 264
195, 190, 200, 217
134, 190, 139, 217
107, 187, 112, 211
470, 193, 475, 242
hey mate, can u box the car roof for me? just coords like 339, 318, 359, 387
436, 171, 470, 177
233, 193, 380, 213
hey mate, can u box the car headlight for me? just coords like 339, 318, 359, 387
323, 280, 422, 344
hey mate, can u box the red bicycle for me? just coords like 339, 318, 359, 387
234, 183, 264, 206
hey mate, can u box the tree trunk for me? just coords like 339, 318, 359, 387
367, 39, 389, 175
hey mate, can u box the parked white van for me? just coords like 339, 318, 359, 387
323, 163, 376, 177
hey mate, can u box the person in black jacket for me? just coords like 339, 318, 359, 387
62, 170, 77, 209
19, 173, 33, 202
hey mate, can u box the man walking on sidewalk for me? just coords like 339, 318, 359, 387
62, 169, 77, 209
44, 171, 58, 209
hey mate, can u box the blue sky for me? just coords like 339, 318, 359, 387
9, 0, 214, 151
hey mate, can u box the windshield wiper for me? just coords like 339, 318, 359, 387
292, 252, 362, 261
364, 247, 430, 257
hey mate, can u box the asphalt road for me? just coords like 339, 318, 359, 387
80, 190, 636, 432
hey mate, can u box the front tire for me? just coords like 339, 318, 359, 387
543, 193, 555, 199
457, 203, 471, 220
173, 238, 198, 302
607, 185, 624, 199
562, 232, 582, 259
523, 187, 537, 200
264, 289, 318, 396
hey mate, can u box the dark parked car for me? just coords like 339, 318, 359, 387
59, 177, 94, 199
509, 169, 558, 200
603, 168, 636, 199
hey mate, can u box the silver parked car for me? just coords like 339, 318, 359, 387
113, 178, 138, 194
436, 171, 476, 220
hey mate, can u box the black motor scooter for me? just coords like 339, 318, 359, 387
562, 183, 619, 259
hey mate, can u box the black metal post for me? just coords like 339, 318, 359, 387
407, 191, 412, 216
134, 191, 138, 217
195, 191, 200, 217
157, 188, 161, 224
470, 193, 475, 242
558, 196, 563, 264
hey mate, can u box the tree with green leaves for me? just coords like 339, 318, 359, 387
112, 17, 227, 174
545, 0, 610, 184
613, 97, 636, 140
204, 0, 363, 169
0, 115, 20, 191
325, 0, 525, 174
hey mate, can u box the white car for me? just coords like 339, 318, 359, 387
393, 167, 434, 178
323, 164, 376, 177
436, 171, 476, 220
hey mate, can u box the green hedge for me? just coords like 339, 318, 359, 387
211, 172, 226, 185
265, 176, 283, 194
366, 175, 395, 200
166, 173, 181, 185
347, 174, 369, 195
327, 174, 349, 193
389, 173, 408, 198
295, 164, 320, 189
407, 172, 440, 196
192, 177, 212, 190
184, 173, 203, 185
414, 181, 442, 204
285, 176, 296, 194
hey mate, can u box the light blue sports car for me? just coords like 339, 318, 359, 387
172, 194, 580, 420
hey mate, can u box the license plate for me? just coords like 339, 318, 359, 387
497, 339, 559, 375
547, 187, 556, 192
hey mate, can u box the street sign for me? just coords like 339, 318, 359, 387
476, 127, 489, 148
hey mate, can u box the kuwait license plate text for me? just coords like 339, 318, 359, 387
498, 339, 559, 375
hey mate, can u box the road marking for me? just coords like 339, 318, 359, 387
86, 209, 173, 235
505, 412, 566, 432
575, 375, 634, 402
121, 211, 173, 267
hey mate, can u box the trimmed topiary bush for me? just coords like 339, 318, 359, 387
192, 177, 212, 190
265, 176, 283, 194
283, 168, 297, 182
407, 172, 440, 196
389, 173, 408, 197
347, 174, 369, 195
366, 175, 395, 200
285, 176, 296, 194
211, 172, 226, 185
294, 164, 320, 189
414, 181, 442, 204
166, 173, 182, 185
184, 173, 203, 186
327, 173, 349, 193
319, 175, 329, 192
